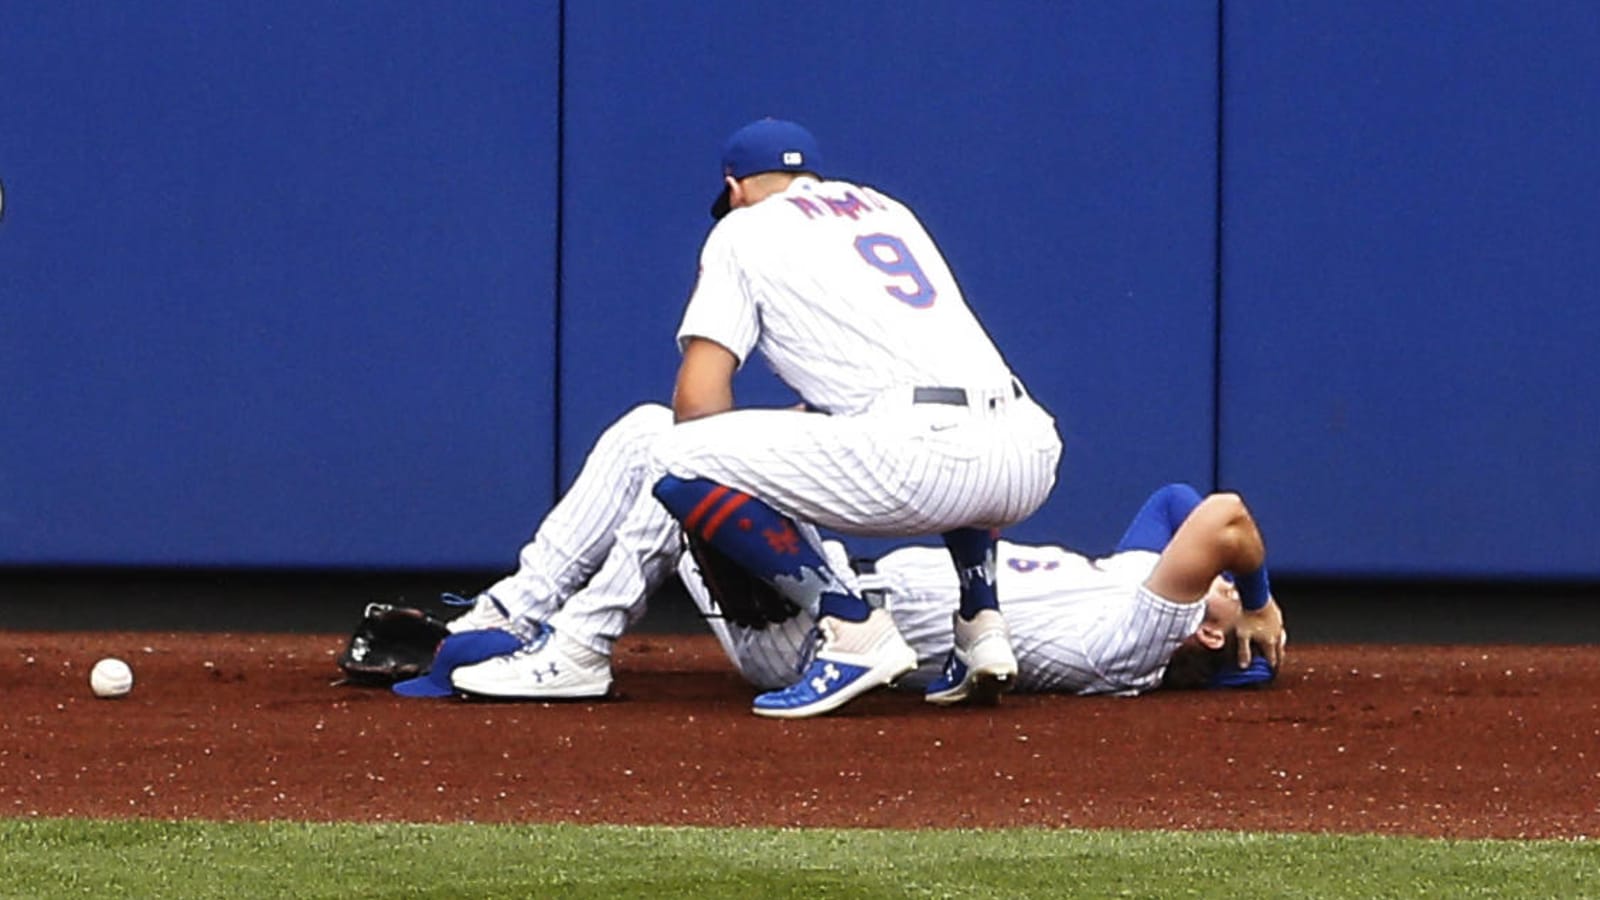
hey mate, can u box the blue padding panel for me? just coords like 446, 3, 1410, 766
1219, 2, 1600, 576
560, 1, 1218, 557
0, 4, 560, 568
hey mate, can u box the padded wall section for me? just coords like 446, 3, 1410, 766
1219, 2, 1600, 576
560, 1, 1219, 554
0, 4, 560, 568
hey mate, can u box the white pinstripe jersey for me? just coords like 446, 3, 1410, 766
868, 543, 1204, 696
678, 178, 1014, 416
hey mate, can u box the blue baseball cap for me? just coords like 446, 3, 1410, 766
392, 628, 522, 698
1208, 654, 1277, 689
710, 118, 822, 220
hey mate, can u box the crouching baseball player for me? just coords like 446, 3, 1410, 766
648, 118, 1063, 719
377, 402, 1284, 704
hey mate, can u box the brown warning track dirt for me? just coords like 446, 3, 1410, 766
2, 632, 1595, 839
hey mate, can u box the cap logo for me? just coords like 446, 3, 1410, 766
782, 151, 803, 167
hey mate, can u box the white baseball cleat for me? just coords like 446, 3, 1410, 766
450, 625, 613, 699
752, 609, 917, 719
444, 592, 512, 634
924, 609, 1018, 706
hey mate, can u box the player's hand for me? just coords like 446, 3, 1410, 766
1234, 597, 1286, 669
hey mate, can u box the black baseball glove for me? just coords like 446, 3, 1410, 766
336, 603, 451, 686
683, 534, 802, 629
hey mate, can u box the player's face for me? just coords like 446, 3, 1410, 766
1201, 576, 1242, 632
1175, 576, 1243, 652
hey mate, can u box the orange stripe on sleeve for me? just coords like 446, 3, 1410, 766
700, 492, 751, 541
683, 485, 730, 530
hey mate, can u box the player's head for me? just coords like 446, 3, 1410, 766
1159, 576, 1278, 689
710, 118, 822, 220
1161, 633, 1277, 690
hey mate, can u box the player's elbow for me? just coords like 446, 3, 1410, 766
672, 339, 738, 421
672, 392, 729, 422
1197, 493, 1265, 571
671, 372, 734, 421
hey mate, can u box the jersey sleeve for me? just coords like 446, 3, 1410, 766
675, 224, 760, 365
1112, 483, 1204, 554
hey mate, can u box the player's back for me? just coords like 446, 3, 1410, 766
720, 178, 1014, 414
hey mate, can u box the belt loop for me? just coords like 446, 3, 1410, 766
912, 386, 969, 406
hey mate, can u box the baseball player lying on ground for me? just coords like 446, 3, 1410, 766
366, 403, 1285, 704
690, 483, 1286, 698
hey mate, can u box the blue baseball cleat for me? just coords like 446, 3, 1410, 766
923, 610, 1017, 706
752, 609, 916, 719
923, 650, 972, 702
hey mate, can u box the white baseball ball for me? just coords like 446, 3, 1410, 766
90, 657, 134, 699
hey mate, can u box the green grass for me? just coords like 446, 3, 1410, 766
1, 820, 1594, 899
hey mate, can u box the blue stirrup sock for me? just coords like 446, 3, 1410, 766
942, 526, 1000, 620
1115, 482, 1204, 553
653, 475, 872, 622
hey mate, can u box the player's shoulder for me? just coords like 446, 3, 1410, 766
710, 178, 911, 244
776, 178, 909, 219
814, 178, 908, 212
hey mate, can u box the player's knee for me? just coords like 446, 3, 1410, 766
605, 403, 671, 443
646, 420, 692, 474
624, 402, 673, 426
615, 403, 673, 448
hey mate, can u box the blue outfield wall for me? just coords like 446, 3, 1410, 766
1, 2, 1595, 578
0, 3, 561, 568
1219, 0, 1600, 577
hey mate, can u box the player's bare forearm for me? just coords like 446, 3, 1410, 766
673, 385, 732, 422
673, 338, 739, 422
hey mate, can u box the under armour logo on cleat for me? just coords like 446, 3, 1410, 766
809, 662, 841, 694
